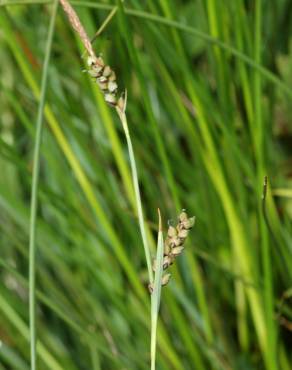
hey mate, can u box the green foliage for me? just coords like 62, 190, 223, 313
0, 1, 291, 369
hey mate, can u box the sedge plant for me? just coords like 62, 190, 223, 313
58, 2, 195, 369
2, 1, 291, 369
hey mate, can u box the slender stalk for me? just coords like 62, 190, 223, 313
90, 5, 118, 44
28, 2, 58, 369
81, 6, 118, 58
117, 106, 153, 284
150, 209, 164, 370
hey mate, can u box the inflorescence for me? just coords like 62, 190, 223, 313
87, 55, 125, 112
149, 210, 195, 293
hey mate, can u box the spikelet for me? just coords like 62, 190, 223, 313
87, 55, 125, 111
162, 210, 195, 270
59, 0, 125, 112
149, 210, 195, 293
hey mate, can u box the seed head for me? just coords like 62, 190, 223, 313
59, 0, 124, 112
150, 209, 195, 293
87, 55, 124, 111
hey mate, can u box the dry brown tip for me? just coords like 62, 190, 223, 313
59, 0, 95, 57
157, 208, 162, 232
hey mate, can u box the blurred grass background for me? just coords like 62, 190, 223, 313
0, 0, 292, 369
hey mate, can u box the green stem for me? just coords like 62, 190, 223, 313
117, 108, 153, 284
90, 5, 118, 44
150, 209, 164, 370
28, 2, 58, 369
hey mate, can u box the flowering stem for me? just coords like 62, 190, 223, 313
117, 107, 153, 284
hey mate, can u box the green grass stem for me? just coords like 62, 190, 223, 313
117, 105, 153, 284
150, 209, 164, 370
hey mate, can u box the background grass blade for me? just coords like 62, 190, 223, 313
151, 209, 164, 370
28, 2, 58, 369
0, 1, 291, 369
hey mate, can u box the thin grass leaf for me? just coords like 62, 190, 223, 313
0, 294, 64, 370
272, 189, 292, 198
151, 209, 164, 370
28, 2, 58, 368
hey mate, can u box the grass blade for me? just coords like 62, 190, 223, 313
0, 294, 63, 370
28, 2, 58, 369
151, 209, 164, 370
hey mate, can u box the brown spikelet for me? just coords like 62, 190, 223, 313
59, 0, 95, 57
149, 210, 195, 293
60, 0, 125, 111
